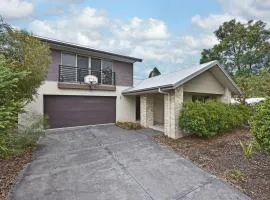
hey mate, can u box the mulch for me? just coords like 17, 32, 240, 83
153, 128, 270, 200
0, 151, 33, 200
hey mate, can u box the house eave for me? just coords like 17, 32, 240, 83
35, 35, 143, 63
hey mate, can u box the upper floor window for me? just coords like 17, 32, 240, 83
61, 53, 76, 82
60, 52, 113, 84
91, 58, 102, 83
102, 60, 113, 85
77, 55, 89, 82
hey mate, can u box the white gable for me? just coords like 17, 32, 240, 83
184, 71, 225, 94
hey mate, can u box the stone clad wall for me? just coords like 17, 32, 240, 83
174, 86, 184, 138
140, 95, 147, 127
164, 94, 170, 136
164, 86, 184, 139
140, 95, 154, 127
140, 85, 231, 139
140, 87, 184, 139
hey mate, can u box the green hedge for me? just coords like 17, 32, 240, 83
251, 98, 270, 154
179, 101, 251, 137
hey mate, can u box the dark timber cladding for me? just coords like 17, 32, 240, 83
44, 95, 116, 128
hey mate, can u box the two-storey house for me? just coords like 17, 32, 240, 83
21, 36, 241, 139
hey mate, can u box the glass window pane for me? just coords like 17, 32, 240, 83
91, 58, 101, 83
77, 56, 89, 82
77, 56, 89, 69
102, 60, 113, 85
61, 53, 76, 82
102, 60, 112, 70
62, 53, 76, 66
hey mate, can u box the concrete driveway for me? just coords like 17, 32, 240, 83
11, 125, 249, 200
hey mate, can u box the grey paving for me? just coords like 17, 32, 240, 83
11, 125, 250, 200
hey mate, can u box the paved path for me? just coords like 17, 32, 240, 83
11, 125, 250, 200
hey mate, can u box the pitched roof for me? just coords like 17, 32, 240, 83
35, 36, 142, 63
123, 60, 242, 95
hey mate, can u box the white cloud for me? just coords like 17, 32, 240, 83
29, 7, 106, 49
29, 7, 180, 65
191, 14, 236, 31
218, 0, 270, 22
76, 32, 101, 47
0, 0, 34, 19
30, 20, 55, 36
182, 34, 218, 50
76, 7, 108, 28
192, 0, 270, 33
111, 17, 170, 41
29, 8, 187, 79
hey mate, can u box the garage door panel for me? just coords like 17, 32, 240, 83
44, 95, 116, 128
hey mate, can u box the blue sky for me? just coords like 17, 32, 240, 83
1, 0, 269, 79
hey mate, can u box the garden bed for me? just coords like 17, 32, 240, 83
0, 151, 33, 200
153, 128, 270, 200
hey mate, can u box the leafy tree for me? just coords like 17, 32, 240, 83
0, 56, 28, 131
251, 98, 270, 154
0, 18, 51, 157
148, 67, 161, 78
200, 19, 270, 77
235, 70, 270, 100
0, 18, 51, 103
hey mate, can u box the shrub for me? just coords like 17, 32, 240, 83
0, 114, 47, 158
179, 101, 251, 138
116, 121, 143, 130
239, 140, 260, 161
251, 98, 270, 154
0, 57, 28, 131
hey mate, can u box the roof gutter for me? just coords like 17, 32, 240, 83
122, 84, 174, 95
158, 88, 169, 95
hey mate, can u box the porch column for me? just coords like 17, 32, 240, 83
164, 93, 170, 136
164, 86, 184, 139
140, 94, 154, 127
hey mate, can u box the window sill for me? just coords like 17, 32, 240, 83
58, 82, 116, 91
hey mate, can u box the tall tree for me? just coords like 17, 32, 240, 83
0, 18, 51, 103
148, 67, 161, 78
200, 19, 270, 77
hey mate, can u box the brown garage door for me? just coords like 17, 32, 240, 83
44, 95, 116, 128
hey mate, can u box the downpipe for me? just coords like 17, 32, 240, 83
158, 87, 169, 95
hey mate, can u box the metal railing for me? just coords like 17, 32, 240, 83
58, 65, 115, 85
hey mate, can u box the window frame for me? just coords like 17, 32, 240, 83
192, 95, 212, 103
61, 51, 114, 84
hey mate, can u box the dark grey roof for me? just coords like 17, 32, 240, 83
35, 35, 142, 63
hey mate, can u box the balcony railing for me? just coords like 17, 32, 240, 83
58, 65, 115, 85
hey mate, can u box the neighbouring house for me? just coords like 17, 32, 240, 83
20, 37, 241, 139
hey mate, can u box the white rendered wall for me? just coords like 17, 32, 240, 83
154, 94, 164, 124
19, 81, 136, 126
184, 71, 225, 94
